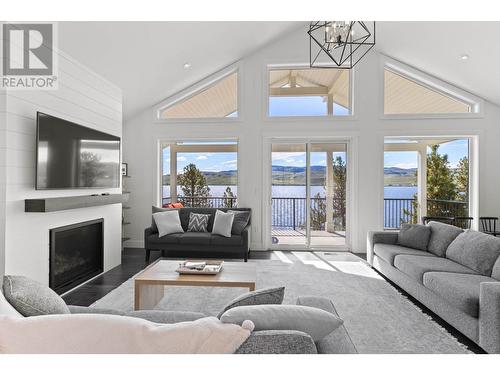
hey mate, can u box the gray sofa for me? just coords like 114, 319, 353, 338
145, 207, 251, 262
367, 222, 500, 353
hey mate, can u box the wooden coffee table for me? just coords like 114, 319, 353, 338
134, 260, 256, 310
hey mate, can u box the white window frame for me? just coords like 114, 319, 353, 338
263, 63, 357, 122
156, 138, 240, 208
154, 62, 242, 123
380, 55, 484, 119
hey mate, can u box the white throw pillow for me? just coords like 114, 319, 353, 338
0, 315, 252, 354
220, 304, 343, 341
0, 292, 23, 318
153, 210, 184, 237
212, 210, 235, 238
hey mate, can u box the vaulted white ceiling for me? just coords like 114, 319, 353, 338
59, 22, 302, 119
59, 21, 500, 121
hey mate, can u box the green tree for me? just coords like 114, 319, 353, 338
455, 156, 469, 202
223, 186, 236, 208
177, 163, 211, 207
310, 192, 326, 230
332, 156, 347, 231
426, 145, 458, 216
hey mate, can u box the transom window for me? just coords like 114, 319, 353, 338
159, 72, 238, 119
268, 68, 351, 117
384, 69, 471, 115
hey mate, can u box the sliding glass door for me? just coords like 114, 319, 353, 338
270, 141, 348, 250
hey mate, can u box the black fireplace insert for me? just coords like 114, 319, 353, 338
49, 218, 104, 294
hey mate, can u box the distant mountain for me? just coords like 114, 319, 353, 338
162, 165, 417, 186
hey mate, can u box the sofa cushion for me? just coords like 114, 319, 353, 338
2, 276, 70, 317
423, 272, 495, 318
397, 224, 431, 251
147, 233, 183, 245
0, 291, 23, 317
426, 221, 463, 257
187, 212, 210, 233
394, 254, 477, 283
217, 287, 285, 319
153, 210, 184, 237
178, 232, 212, 245
220, 304, 343, 342
228, 210, 251, 235
373, 243, 435, 266
212, 210, 235, 238
211, 234, 243, 247
446, 230, 500, 276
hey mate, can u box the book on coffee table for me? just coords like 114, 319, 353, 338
176, 260, 224, 275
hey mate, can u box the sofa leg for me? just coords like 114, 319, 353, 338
145, 249, 150, 262
161, 250, 166, 258
244, 250, 249, 262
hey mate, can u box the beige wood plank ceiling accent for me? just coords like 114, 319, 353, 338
268, 68, 350, 108
161, 73, 237, 119
384, 70, 470, 115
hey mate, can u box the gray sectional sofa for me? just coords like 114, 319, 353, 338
145, 207, 251, 262
367, 221, 500, 353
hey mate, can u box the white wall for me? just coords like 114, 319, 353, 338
1, 49, 123, 285
123, 28, 500, 253
0, 93, 6, 282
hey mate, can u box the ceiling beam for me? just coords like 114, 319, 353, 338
269, 87, 328, 96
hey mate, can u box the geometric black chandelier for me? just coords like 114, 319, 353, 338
308, 21, 376, 69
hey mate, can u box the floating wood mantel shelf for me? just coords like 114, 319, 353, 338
25, 194, 123, 213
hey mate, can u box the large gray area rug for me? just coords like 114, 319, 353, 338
92, 252, 470, 354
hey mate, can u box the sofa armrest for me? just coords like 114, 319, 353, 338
479, 282, 500, 353
367, 230, 399, 265
235, 330, 317, 354
241, 224, 250, 249
144, 227, 154, 248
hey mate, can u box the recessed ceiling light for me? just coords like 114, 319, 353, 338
183, 63, 191, 69
460, 54, 469, 61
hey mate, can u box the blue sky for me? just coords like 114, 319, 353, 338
269, 96, 350, 116
384, 139, 469, 169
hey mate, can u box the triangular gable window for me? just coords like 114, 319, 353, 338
384, 69, 471, 115
159, 72, 238, 119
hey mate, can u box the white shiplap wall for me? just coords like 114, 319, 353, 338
0, 93, 6, 281
2, 50, 123, 285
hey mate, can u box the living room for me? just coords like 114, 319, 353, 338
1, 1, 500, 373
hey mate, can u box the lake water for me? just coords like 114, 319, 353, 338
163, 185, 418, 199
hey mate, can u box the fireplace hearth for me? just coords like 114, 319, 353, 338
50, 218, 104, 294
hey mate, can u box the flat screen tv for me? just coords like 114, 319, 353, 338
36, 112, 121, 190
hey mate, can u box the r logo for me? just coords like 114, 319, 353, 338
2, 23, 53, 76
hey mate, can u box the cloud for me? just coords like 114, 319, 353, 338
196, 155, 208, 160
222, 159, 237, 165
391, 163, 417, 169
177, 156, 187, 162
272, 152, 306, 161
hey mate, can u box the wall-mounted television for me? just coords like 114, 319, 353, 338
36, 112, 121, 190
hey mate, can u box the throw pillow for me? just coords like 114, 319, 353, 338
397, 224, 431, 251
151, 206, 169, 232
220, 304, 343, 342
2, 275, 70, 317
426, 221, 463, 257
187, 212, 210, 233
153, 210, 184, 237
446, 230, 500, 276
228, 210, 251, 235
0, 315, 252, 354
212, 210, 235, 238
216, 287, 285, 319
0, 291, 23, 318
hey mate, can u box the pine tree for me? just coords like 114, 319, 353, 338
426, 145, 457, 216
455, 156, 469, 202
177, 163, 211, 207
332, 156, 347, 230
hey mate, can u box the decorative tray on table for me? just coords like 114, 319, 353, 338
176, 260, 224, 275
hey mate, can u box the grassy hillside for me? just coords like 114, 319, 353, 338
163, 166, 417, 186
